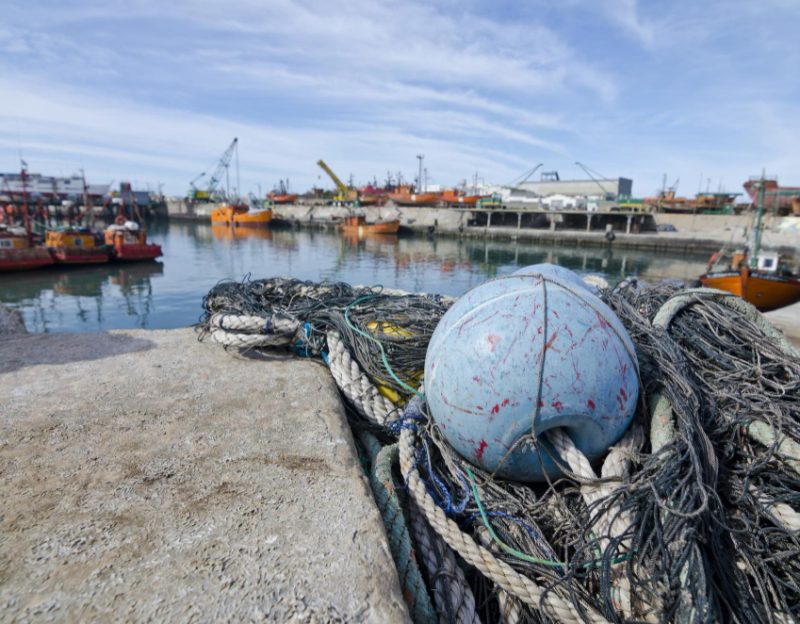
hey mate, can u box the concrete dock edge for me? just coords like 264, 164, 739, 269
0, 328, 409, 622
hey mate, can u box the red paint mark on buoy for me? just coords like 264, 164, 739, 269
620, 387, 628, 401
587, 399, 596, 410
551, 401, 564, 412
491, 404, 500, 414
502, 398, 510, 407
595, 311, 611, 330
476, 405, 484, 411
487, 334, 501, 351
544, 331, 558, 351
539, 399, 545, 407
552, 309, 560, 319
472, 375, 481, 383
476, 440, 488, 462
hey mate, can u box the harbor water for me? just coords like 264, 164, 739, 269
0, 221, 711, 333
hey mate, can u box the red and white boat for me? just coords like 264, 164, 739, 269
104, 218, 162, 261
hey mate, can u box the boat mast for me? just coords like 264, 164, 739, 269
750, 176, 765, 269
20, 162, 30, 234
81, 169, 91, 228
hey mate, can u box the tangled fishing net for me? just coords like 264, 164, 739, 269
198, 276, 800, 623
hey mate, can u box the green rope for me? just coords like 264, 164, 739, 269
465, 465, 627, 570
358, 431, 438, 624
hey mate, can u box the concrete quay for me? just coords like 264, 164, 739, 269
166, 198, 799, 259
0, 324, 408, 622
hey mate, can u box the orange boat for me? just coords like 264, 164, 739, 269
440, 190, 485, 206
104, 218, 162, 261
45, 228, 109, 264
0, 225, 53, 271
267, 193, 298, 204
387, 187, 442, 206
700, 252, 800, 311
700, 178, 800, 311
338, 215, 400, 235
210, 203, 273, 227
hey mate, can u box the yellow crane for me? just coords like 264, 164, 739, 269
316, 159, 357, 202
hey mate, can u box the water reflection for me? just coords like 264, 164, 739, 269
210, 224, 274, 241
0, 262, 163, 332
0, 221, 708, 333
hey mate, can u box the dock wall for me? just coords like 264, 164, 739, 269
165, 199, 799, 258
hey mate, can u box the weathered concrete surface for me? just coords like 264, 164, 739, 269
765, 300, 800, 348
0, 328, 408, 622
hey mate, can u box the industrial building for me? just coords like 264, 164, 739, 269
516, 176, 633, 201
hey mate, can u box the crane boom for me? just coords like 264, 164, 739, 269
316, 159, 353, 201
206, 138, 238, 196
575, 161, 611, 197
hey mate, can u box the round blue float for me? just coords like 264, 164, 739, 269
424, 264, 639, 482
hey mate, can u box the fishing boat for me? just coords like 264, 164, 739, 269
440, 189, 485, 206
387, 185, 442, 206
45, 227, 109, 264
0, 225, 53, 271
210, 203, 273, 227
743, 177, 800, 215
338, 215, 400, 235
700, 178, 800, 311
266, 193, 297, 204
104, 218, 162, 261
267, 179, 298, 205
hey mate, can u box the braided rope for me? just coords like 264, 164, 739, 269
207, 313, 300, 348
749, 486, 800, 532
476, 529, 523, 624
326, 330, 398, 427
399, 426, 608, 624
357, 433, 437, 624
409, 499, 480, 624
547, 427, 660, 622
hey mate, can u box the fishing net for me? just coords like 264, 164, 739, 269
198, 275, 800, 624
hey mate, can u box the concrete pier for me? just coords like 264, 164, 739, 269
0, 326, 408, 622
165, 198, 799, 259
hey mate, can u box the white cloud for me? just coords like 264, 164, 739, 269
0, 0, 798, 198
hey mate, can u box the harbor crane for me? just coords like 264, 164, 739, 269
316, 159, 357, 202
192, 138, 238, 201
506, 163, 543, 190
188, 172, 206, 197
575, 161, 612, 199
208, 137, 238, 199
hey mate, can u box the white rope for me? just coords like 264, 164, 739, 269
476, 529, 523, 624
546, 427, 659, 622
326, 330, 398, 427
749, 486, 800, 532
207, 313, 301, 348
399, 426, 608, 624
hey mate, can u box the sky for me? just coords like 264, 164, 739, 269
1, 0, 798, 198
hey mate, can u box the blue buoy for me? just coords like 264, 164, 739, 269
424, 264, 639, 482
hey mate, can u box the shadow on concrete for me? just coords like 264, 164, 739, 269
0, 331, 155, 374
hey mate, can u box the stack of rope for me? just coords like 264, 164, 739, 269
198, 275, 800, 624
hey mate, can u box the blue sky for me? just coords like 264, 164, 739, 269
1, 0, 798, 198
